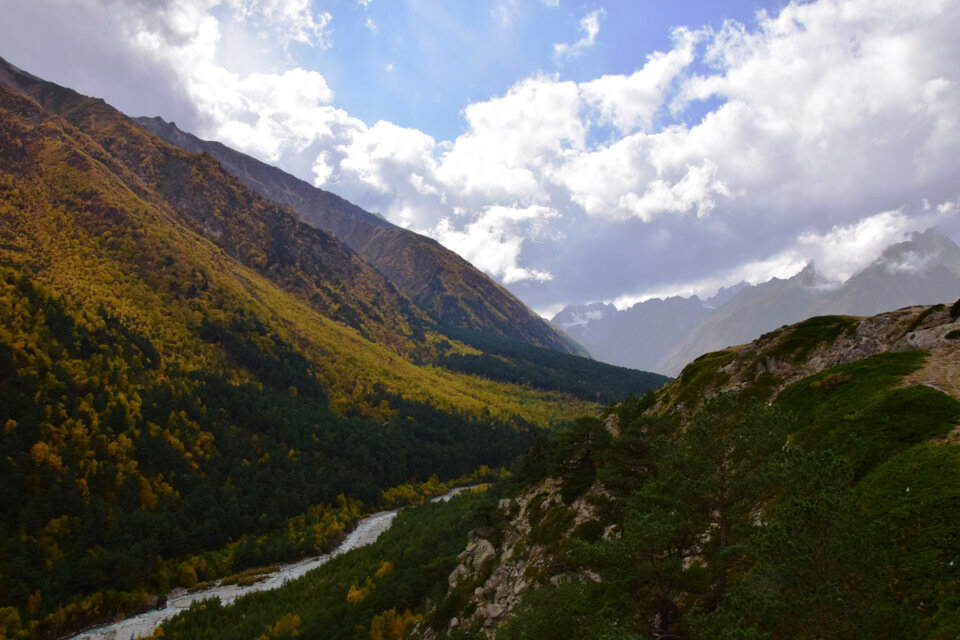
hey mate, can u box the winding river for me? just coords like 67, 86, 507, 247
70, 488, 473, 640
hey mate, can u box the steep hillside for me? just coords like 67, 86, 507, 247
0, 56, 427, 355
0, 56, 648, 419
132, 115, 587, 357
153, 302, 960, 639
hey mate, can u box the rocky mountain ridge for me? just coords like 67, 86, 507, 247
133, 115, 587, 357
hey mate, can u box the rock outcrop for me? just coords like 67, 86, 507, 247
429, 478, 607, 637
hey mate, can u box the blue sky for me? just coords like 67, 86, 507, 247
2, 0, 959, 317
286, 1, 788, 142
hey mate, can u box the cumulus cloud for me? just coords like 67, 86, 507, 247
319, 0, 960, 299
580, 28, 698, 132
436, 74, 585, 204
434, 206, 559, 284
553, 8, 604, 63
227, 0, 332, 48
6, 0, 959, 309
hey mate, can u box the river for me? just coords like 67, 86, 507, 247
70, 488, 475, 640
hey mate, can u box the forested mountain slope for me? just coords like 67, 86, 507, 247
132, 115, 587, 357
153, 301, 960, 639
0, 56, 663, 417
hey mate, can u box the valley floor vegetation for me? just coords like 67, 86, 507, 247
146, 347, 960, 640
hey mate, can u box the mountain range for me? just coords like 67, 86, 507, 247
0, 56, 666, 639
554, 228, 960, 375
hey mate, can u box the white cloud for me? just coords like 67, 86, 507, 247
612, 206, 953, 308
321, 0, 960, 290
339, 120, 437, 192
553, 8, 604, 63
618, 159, 730, 222
534, 302, 567, 319
436, 74, 584, 204
434, 206, 558, 284
580, 28, 699, 132
885, 250, 933, 274
227, 0, 332, 48
10, 0, 959, 299
541, 0, 560, 7
793, 210, 915, 282
365, 17, 377, 33
491, 0, 520, 28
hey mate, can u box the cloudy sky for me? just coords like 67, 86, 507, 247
3, 0, 959, 317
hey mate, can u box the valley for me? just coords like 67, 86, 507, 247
1, 17, 959, 639
145, 301, 960, 640
0, 58, 665, 640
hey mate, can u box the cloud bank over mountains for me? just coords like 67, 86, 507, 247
4, 0, 959, 315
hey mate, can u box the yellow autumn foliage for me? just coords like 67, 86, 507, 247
256, 613, 301, 639
346, 577, 375, 605
374, 561, 394, 579
368, 608, 421, 640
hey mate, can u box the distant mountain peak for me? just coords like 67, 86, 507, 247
704, 280, 749, 308
551, 301, 616, 330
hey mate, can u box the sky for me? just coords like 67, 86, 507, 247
2, 0, 959, 317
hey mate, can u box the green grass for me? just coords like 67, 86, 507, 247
901, 304, 945, 337
740, 372, 783, 405
855, 444, 960, 636
775, 351, 960, 474
950, 298, 960, 320
673, 349, 737, 408
766, 315, 859, 363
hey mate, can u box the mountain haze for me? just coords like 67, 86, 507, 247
553, 297, 711, 371
555, 229, 960, 376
